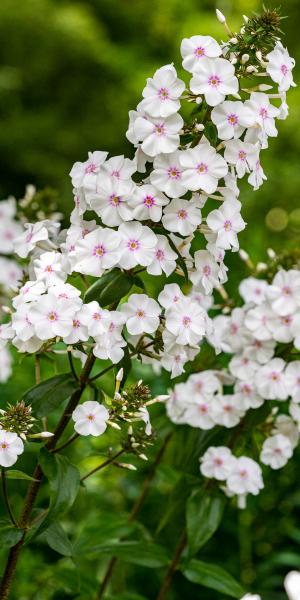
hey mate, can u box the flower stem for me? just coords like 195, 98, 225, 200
0, 351, 96, 600
80, 449, 125, 482
97, 432, 173, 599
1, 468, 17, 527
155, 530, 187, 600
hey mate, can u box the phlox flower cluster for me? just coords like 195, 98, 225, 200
0, 15, 295, 470
166, 268, 300, 505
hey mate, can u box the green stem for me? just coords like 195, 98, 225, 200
155, 530, 187, 600
97, 433, 173, 599
0, 351, 96, 600
1, 468, 17, 527
81, 449, 125, 482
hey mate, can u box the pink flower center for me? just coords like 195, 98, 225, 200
238, 150, 247, 161
270, 371, 280, 381
128, 239, 140, 251
93, 244, 106, 257
281, 315, 292, 326
214, 458, 223, 466
182, 315, 191, 327
158, 87, 169, 100
1, 442, 8, 449
259, 107, 268, 119
281, 64, 288, 76
154, 123, 165, 136
144, 195, 155, 207
85, 163, 97, 173
197, 162, 208, 174
242, 384, 251, 394
239, 469, 248, 479
111, 170, 120, 178
194, 46, 205, 57
203, 265, 211, 276
136, 309, 145, 318
156, 249, 165, 260
110, 194, 121, 207
227, 113, 238, 125
168, 166, 181, 179
224, 220, 232, 231
93, 312, 102, 321
282, 286, 292, 296
48, 311, 58, 322
73, 319, 80, 329
177, 209, 188, 220
87, 414, 95, 421
44, 265, 53, 273
199, 404, 208, 414
208, 75, 221, 87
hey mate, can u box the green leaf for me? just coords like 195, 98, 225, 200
0, 519, 23, 548
186, 489, 225, 555
41, 521, 73, 557
35, 450, 80, 536
23, 372, 79, 418
73, 513, 136, 555
1, 469, 38, 481
181, 559, 245, 598
79, 540, 170, 568
84, 268, 133, 306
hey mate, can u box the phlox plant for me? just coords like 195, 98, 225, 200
0, 7, 298, 600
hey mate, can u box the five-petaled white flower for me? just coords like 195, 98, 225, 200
139, 64, 185, 118
72, 401, 109, 436
0, 430, 24, 467
72, 227, 121, 276
181, 35, 222, 73
121, 293, 161, 335
190, 57, 239, 106
133, 113, 183, 157
206, 199, 246, 250
180, 138, 228, 193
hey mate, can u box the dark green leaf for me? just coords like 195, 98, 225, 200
0, 519, 23, 548
41, 521, 73, 557
186, 489, 225, 555
117, 345, 132, 382
181, 559, 245, 598
73, 513, 136, 555
84, 268, 133, 306
23, 372, 79, 418
1, 469, 38, 481
36, 450, 80, 536
80, 540, 170, 568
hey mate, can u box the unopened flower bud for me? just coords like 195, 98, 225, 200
128, 425, 133, 436
1, 306, 11, 314
243, 14, 249, 23
267, 248, 276, 259
30, 431, 54, 439
139, 454, 148, 461
195, 123, 204, 131
231, 57, 238, 65
258, 84, 273, 91
256, 50, 262, 61
230, 37, 238, 44
195, 96, 202, 105
256, 262, 268, 272
246, 65, 257, 74
216, 8, 226, 24
241, 53, 249, 64
107, 420, 121, 431
239, 249, 249, 261
118, 462, 137, 471
116, 368, 123, 382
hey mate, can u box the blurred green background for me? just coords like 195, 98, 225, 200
0, 0, 300, 599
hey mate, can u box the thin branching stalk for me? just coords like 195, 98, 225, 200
0, 351, 96, 600
1, 468, 17, 527
81, 449, 125, 482
155, 530, 187, 600
97, 432, 173, 599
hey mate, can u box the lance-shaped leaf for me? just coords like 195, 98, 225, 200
23, 372, 79, 418
181, 559, 245, 598
0, 519, 23, 548
77, 540, 170, 568
1, 469, 38, 481
35, 449, 80, 537
40, 521, 73, 557
186, 488, 225, 555
84, 268, 135, 306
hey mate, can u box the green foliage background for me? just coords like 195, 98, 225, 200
0, 0, 300, 599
